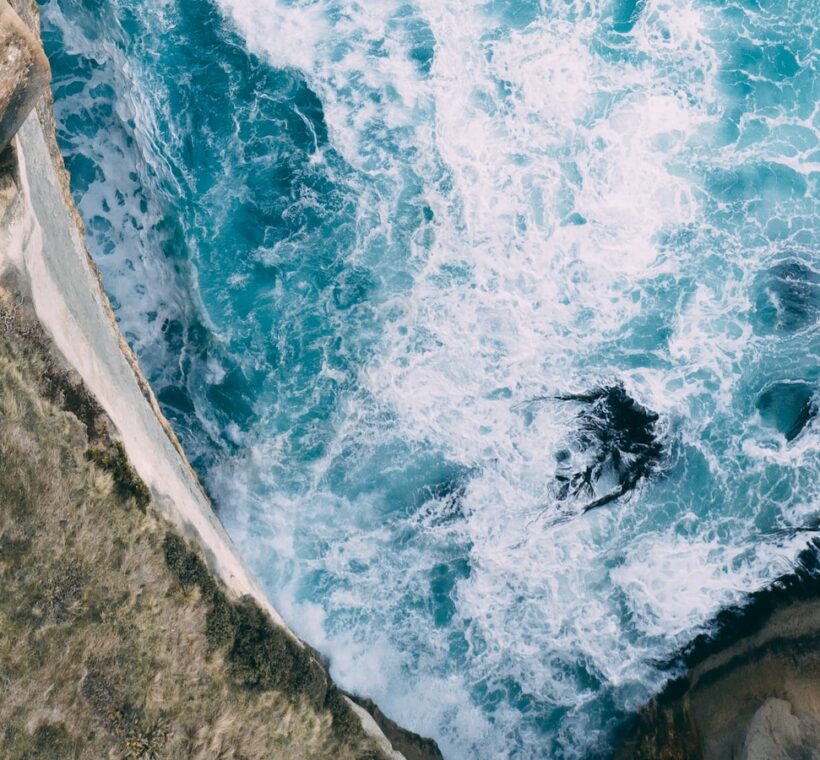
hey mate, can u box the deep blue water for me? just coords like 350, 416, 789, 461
40, 0, 818, 756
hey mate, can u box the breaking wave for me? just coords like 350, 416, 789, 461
41, 0, 819, 755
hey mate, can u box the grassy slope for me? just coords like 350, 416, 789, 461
0, 279, 386, 760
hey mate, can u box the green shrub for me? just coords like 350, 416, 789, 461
228, 598, 326, 700
42, 367, 102, 441
36, 560, 86, 622
324, 686, 361, 741
86, 442, 151, 512
81, 668, 168, 759
161, 531, 358, 739
6, 721, 80, 760
122, 717, 168, 760
204, 590, 236, 650
0, 535, 31, 568
163, 533, 213, 595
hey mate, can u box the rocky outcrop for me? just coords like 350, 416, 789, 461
615, 541, 820, 759
0, 0, 48, 151
742, 698, 813, 760
347, 696, 445, 760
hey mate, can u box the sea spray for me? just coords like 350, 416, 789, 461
40, 0, 819, 755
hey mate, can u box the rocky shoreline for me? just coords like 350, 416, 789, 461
6, 1, 819, 758
615, 539, 820, 759
0, 1, 440, 756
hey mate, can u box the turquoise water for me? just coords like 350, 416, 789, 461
40, 0, 818, 756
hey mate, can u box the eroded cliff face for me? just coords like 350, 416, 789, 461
0, 0, 48, 150
616, 544, 820, 760
0, 2, 440, 757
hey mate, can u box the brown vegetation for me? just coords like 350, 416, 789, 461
0, 284, 387, 759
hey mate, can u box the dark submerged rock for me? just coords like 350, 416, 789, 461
753, 259, 820, 334
756, 380, 817, 442
553, 384, 664, 512
416, 473, 468, 525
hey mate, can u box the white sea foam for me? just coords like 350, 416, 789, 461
206, 0, 818, 755
43, 0, 190, 376
201, 0, 820, 753
44, 0, 820, 755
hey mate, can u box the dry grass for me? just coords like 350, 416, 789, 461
0, 284, 386, 760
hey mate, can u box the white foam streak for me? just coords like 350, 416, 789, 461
209, 0, 791, 736
73, 0, 817, 754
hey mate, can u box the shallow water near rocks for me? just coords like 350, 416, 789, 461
40, 0, 819, 756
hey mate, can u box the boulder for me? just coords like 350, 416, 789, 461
741, 699, 804, 760
0, 0, 49, 152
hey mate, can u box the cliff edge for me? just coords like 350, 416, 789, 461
615, 540, 820, 760
0, 1, 441, 757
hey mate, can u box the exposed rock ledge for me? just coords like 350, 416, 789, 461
615, 540, 820, 760
0, 0, 440, 756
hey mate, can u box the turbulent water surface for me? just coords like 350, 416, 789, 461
40, 0, 819, 756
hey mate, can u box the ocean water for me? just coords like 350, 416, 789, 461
39, 0, 818, 756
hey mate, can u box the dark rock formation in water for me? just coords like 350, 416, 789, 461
554, 384, 664, 512
416, 471, 468, 525
753, 259, 820, 334
757, 380, 817, 442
